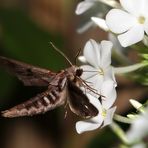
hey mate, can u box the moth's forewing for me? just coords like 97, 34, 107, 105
0, 56, 99, 119
67, 81, 98, 119
0, 56, 56, 86
2, 79, 67, 117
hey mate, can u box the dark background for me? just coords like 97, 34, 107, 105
0, 1, 147, 148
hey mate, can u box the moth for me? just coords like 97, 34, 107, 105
0, 44, 99, 118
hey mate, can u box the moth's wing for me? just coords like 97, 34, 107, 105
1, 81, 67, 117
67, 81, 98, 119
0, 56, 57, 86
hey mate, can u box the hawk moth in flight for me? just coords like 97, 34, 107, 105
0, 47, 99, 118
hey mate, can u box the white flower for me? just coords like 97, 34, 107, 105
79, 39, 116, 92
76, 39, 117, 134
75, 0, 95, 15
75, 0, 119, 15
91, 18, 129, 62
126, 106, 148, 147
75, 0, 119, 33
91, 17, 109, 31
129, 99, 143, 111
106, 0, 148, 47
76, 80, 117, 134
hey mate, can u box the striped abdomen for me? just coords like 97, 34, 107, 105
2, 84, 67, 118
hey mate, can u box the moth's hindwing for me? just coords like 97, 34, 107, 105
67, 81, 99, 119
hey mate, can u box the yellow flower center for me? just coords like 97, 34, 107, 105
98, 68, 104, 75
101, 108, 107, 118
138, 16, 146, 24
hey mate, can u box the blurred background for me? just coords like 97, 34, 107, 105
0, 0, 147, 148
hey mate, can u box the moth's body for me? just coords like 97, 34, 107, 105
0, 56, 98, 118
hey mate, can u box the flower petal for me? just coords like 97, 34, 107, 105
120, 0, 148, 16
91, 17, 109, 31
100, 40, 113, 68
76, 94, 103, 134
104, 67, 117, 86
108, 33, 123, 52
102, 106, 116, 127
78, 56, 87, 63
75, 1, 94, 15
101, 80, 117, 109
126, 110, 148, 142
76, 119, 102, 134
143, 0, 148, 17
87, 93, 102, 109
144, 18, 148, 35
118, 24, 144, 47
106, 9, 137, 34
81, 65, 103, 91
81, 65, 97, 79
83, 39, 101, 68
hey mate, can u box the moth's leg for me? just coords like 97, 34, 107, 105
64, 108, 68, 119
64, 82, 70, 119
64, 96, 69, 119
48, 84, 58, 87
80, 77, 105, 98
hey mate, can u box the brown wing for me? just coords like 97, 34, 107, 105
0, 56, 57, 86
1, 83, 67, 117
67, 81, 99, 119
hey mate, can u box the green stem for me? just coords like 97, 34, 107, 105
98, 0, 120, 8
110, 122, 130, 145
114, 63, 147, 74
114, 114, 133, 124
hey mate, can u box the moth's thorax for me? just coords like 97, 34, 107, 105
64, 66, 83, 81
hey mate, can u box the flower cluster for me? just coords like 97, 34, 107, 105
126, 106, 148, 148
75, 0, 148, 142
106, 0, 148, 47
76, 0, 148, 47
76, 39, 117, 134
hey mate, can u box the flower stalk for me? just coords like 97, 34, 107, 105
110, 122, 130, 145
113, 114, 133, 124
97, 0, 120, 8
114, 63, 147, 74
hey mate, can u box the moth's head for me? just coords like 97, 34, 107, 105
72, 66, 83, 77
75, 68, 83, 77
66, 66, 83, 80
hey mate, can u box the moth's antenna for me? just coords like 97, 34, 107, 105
75, 48, 82, 65
49, 42, 73, 66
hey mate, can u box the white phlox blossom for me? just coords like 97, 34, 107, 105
75, 0, 119, 33
79, 39, 116, 91
126, 106, 148, 148
106, 0, 148, 47
75, 0, 95, 15
75, 0, 119, 15
76, 80, 117, 134
76, 39, 117, 134
91, 17, 109, 31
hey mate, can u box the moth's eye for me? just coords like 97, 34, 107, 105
76, 68, 83, 77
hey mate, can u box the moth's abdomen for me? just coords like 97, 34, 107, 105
2, 86, 66, 118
